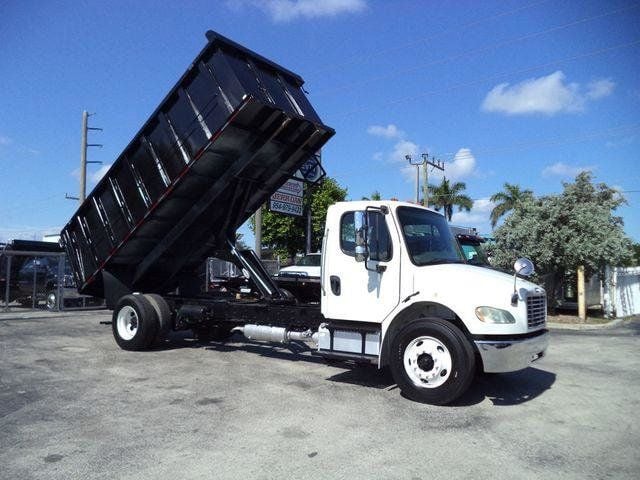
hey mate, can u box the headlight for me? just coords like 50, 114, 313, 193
475, 306, 516, 324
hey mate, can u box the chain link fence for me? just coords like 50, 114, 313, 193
1, 248, 104, 312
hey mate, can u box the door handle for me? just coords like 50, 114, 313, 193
330, 275, 341, 296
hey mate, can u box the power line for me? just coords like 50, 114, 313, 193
329, 123, 640, 180
439, 124, 640, 161
334, 39, 640, 118
309, 0, 556, 75
313, 3, 640, 97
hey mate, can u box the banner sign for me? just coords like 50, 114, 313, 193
270, 179, 303, 216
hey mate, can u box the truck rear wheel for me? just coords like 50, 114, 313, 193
143, 294, 172, 341
112, 294, 159, 350
390, 318, 475, 405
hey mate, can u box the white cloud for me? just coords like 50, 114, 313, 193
482, 71, 614, 116
435, 148, 477, 182
450, 197, 494, 232
230, 0, 366, 22
89, 164, 112, 184
391, 139, 419, 163
70, 163, 112, 184
542, 161, 594, 177
587, 78, 615, 99
367, 124, 404, 139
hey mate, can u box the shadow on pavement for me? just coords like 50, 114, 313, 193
453, 367, 556, 406
155, 332, 556, 406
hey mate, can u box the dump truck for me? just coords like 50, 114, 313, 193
61, 31, 549, 405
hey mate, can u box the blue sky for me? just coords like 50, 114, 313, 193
1, 0, 639, 247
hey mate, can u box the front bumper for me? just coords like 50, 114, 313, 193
474, 330, 549, 373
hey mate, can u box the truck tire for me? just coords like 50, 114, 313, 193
389, 318, 475, 405
112, 294, 159, 351
144, 294, 172, 340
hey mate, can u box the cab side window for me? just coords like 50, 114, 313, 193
340, 211, 392, 261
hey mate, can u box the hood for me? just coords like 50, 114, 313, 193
410, 263, 545, 335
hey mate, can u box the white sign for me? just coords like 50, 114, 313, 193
294, 154, 324, 183
270, 179, 303, 216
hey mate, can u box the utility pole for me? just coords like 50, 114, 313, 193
577, 265, 586, 322
78, 110, 103, 204
306, 208, 312, 254
406, 153, 445, 206
254, 206, 262, 258
421, 153, 445, 208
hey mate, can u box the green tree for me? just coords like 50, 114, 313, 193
489, 182, 533, 228
361, 190, 381, 201
251, 177, 347, 259
491, 171, 633, 309
427, 178, 472, 221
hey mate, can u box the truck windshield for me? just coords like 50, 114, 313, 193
459, 241, 490, 266
397, 207, 464, 266
296, 254, 321, 267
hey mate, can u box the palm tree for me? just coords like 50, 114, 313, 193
427, 178, 472, 221
361, 190, 382, 201
489, 183, 533, 228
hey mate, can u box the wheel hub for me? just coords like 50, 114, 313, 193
403, 336, 453, 389
417, 353, 435, 372
116, 305, 139, 341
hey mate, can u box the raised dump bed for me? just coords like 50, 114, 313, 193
61, 31, 334, 300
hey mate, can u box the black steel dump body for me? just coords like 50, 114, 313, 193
61, 31, 334, 298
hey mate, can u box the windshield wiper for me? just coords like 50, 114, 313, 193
420, 258, 465, 266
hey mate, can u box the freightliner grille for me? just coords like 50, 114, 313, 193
526, 294, 547, 328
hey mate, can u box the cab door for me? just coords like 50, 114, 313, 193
321, 208, 401, 323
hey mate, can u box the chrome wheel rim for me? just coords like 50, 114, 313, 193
403, 336, 452, 388
46, 292, 57, 310
116, 306, 138, 341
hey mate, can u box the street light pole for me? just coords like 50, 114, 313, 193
406, 154, 421, 204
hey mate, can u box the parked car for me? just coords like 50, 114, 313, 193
278, 253, 321, 278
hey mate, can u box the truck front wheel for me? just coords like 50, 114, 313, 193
390, 318, 475, 405
112, 294, 159, 350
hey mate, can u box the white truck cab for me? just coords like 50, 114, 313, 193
318, 201, 549, 404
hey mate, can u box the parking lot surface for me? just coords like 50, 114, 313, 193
1, 312, 639, 480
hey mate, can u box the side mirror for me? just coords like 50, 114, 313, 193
514, 257, 534, 277
354, 211, 368, 263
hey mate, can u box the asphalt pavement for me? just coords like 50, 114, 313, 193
1, 311, 638, 480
